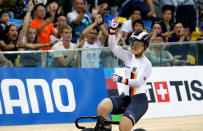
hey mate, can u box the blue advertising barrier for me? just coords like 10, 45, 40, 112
0, 68, 108, 126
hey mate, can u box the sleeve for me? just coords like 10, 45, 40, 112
128, 62, 152, 87
49, 24, 55, 34
121, 22, 129, 33
51, 43, 64, 57
108, 34, 132, 64
148, 52, 170, 65
29, 20, 37, 29
67, 12, 77, 24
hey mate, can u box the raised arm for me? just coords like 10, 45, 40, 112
146, 0, 156, 17
108, 14, 132, 63
96, 14, 108, 45
78, 21, 97, 41
37, 17, 54, 34
18, 0, 34, 43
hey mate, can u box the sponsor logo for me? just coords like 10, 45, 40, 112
147, 80, 203, 103
0, 79, 76, 114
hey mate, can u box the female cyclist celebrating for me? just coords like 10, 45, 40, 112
97, 14, 152, 131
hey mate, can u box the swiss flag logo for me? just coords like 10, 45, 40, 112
154, 82, 170, 102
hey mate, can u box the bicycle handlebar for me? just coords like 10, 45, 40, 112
75, 116, 120, 129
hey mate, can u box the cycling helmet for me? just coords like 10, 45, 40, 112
129, 30, 150, 50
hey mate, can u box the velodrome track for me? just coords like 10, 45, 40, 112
0, 115, 202, 131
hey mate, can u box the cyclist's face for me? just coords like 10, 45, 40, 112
131, 41, 144, 55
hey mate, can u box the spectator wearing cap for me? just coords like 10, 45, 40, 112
67, 0, 91, 44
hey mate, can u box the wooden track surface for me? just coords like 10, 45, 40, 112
0, 115, 203, 131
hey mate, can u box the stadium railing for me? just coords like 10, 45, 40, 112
0, 41, 202, 68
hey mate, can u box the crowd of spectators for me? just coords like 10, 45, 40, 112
0, 0, 202, 68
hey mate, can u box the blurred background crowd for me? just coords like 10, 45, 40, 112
0, 0, 203, 68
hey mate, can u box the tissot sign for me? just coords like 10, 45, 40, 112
147, 80, 203, 103
144, 66, 203, 118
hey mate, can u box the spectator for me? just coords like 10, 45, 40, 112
132, 19, 145, 32
96, 1, 114, 27
146, 34, 182, 66
124, 19, 145, 45
0, 24, 19, 65
160, 7, 174, 39
77, 14, 108, 68
45, 0, 63, 24
67, 0, 91, 43
120, 0, 156, 19
30, 3, 58, 50
0, 0, 17, 19
97, 0, 119, 16
149, 22, 162, 42
176, 0, 196, 32
160, 0, 178, 23
50, 14, 68, 44
168, 22, 189, 62
15, 0, 26, 19
18, 1, 52, 67
0, 10, 9, 37
121, 9, 142, 41
49, 25, 80, 67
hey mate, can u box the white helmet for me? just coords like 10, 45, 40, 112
129, 31, 150, 50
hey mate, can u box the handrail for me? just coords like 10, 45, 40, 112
0, 40, 202, 55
